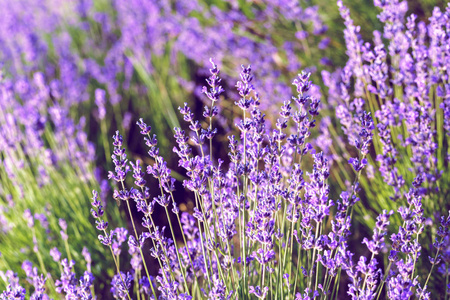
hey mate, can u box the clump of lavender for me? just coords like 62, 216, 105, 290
0, 213, 96, 299
0, 68, 124, 296
324, 0, 450, 199
83, 59, 450, 299
0, 0, 329, 296
319, 0, 450, 297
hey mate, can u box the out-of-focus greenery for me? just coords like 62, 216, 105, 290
0, 121, 125, 295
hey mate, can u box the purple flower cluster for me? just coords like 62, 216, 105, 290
87, 58, 431, 299
320, 0, 450, 298
326, 0, 449, 195
0, 72, 95, 187
89, 56, 450, 299
1, 237, 94, 300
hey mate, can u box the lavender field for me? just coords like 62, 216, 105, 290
0, 0, 449, 299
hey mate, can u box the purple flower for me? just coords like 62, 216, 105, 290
0, 285, 26, 300
50, 247, 61, 262
82, 247, 92, 273
362, 210, 394, 255
108, 131, 130, 184
95, 88, 106, 120
137, 118, 151, 135
59, 218, 68, 241
111, 272, 132, 299
202, 58, 224, 105
348, 157, 368, 172
23, 209, 34, 228
112, 227, 128, 256
249, 286, 269, 299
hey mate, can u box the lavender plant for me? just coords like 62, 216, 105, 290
318, 0, 450, 296
322, 0, 450, 207
0, 1, 330, 298
0, 2, 333, 295
0, 70, 123, 295
82, 60, 448, 299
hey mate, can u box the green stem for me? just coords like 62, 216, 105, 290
104, 230, 132, 300
164, 206, 190, 293
101, 118, 111, 166
445, 264, 449, 300
63, 236, 72, 262
375, 262, 391, 300
419, 248, 442, 300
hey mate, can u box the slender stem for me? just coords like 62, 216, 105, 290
308, 223, 321, 290
101, 118, 111, 166
314, 223, 323, 293
331, 270, 341, 300
124, 197, 161, 293
361, 253, 375, 292
104, 231, 132, 300
164, 206, 190, 293
194, 192, 212, 287
32, 229, 57, 293
293, 230, 303, 295
135, 270, 141, 300
445, 263, 449, 300
321, 269, 329, 299
261, 244, 267, 288
410, 232, 420, 281
375, 261, 391, 300
173, 199, 195, 270
287, 210, 296, 288
420, 248, 442, 300
63, 237, 72, 262
242, 109, 248, 297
